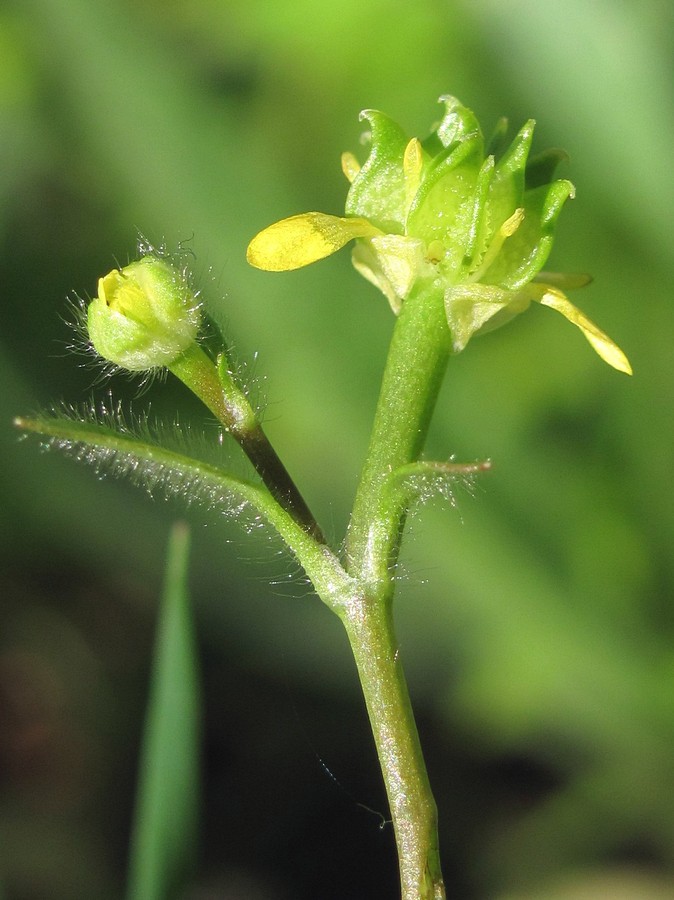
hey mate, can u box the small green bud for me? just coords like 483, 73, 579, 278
87, 256, 200, 371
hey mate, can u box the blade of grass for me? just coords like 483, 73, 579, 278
126, 522, 200, 900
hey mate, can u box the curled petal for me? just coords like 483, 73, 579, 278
533, 286, 633, 374
247, 212, 381, 271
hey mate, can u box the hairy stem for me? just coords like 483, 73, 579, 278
337, 285, 451, 897
169, 344, 325, 542
346, 286, 451, 581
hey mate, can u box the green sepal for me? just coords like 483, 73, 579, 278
445, 283, 529, 353
345, 109, 410, 231
423, 94, 483, 155
383, 459, 491, 512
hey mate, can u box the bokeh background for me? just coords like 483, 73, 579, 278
1, 1, 673, 897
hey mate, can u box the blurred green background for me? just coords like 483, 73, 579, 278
1, 0, 673, 897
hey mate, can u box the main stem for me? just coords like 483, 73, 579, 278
344, 285, 451, 898
340, 592, 445, 899
346, 286, 451, 581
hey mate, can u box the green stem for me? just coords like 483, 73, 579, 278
338, 592, 445, 899
346, 286, 451, 581
341, 285, 451, 898
169, 344, 325, 542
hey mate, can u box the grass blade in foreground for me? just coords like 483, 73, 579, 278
127, 522, 200, 900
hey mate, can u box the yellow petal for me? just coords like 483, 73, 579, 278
246, 212, 381, 272
536, 286, 633, 375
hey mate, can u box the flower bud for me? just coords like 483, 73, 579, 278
87, 256, 200, 371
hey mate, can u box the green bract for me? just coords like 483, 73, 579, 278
87, 256, 200, 371
247, 95, 631, 374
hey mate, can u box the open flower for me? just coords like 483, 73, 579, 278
247, 96, 631, 374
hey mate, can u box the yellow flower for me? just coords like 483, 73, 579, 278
248, 96, 631, 375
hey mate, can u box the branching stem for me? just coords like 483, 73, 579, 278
19, 282, 454, 898
169, 344, 325, 542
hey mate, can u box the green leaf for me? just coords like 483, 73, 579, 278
14, 406, 274, 522
127, 522, 200, 900
384, 459, 491, 513
14, 409, 352, 610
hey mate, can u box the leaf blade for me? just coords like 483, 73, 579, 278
127, 522, 200, 900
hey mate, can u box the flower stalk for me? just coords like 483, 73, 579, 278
168, 344, 325, 542
345, 283, 451, 580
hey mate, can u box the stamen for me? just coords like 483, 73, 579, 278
467, 208, 524, 284
341, 151, 361, 183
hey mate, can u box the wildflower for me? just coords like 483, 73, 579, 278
87, 256, 200, 371
247, 96, 631, 374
